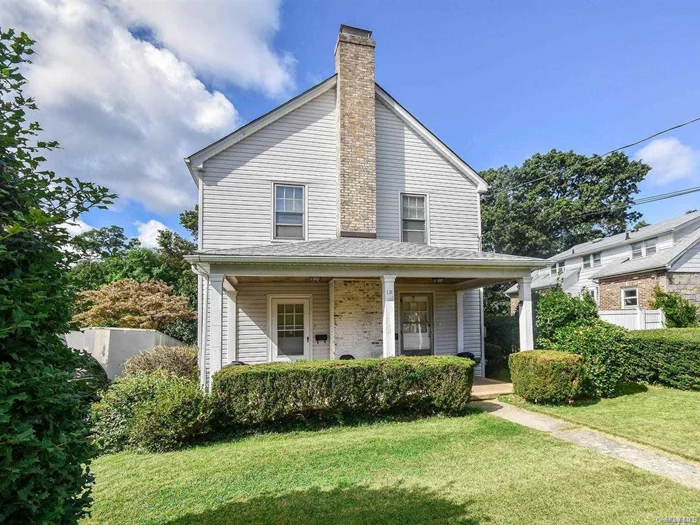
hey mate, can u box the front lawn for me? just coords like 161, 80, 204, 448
503, 383, 700, 462
84, 412, 700, 524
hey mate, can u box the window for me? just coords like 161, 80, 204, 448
631, 238, 657, 259
401, 194, 427, 243
550, 261, 564, 276
582, 252, 602, 269
621, 288, 638, 309
274, 185, 304, 240
631, 242, 643, 259
645, 238, 657, 256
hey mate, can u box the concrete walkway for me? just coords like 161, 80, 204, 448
473, 400, 700, 491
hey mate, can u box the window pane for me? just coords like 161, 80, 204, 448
404, 230, 426, 243
583, 256, 591, 269
631, 242, 643, 259
276, 212, 303, 225
276, 225, 303, 239
276, 186, 284, 199
403, 219, 425, 231
593, 252, 601, 266
646, 239, 657, 256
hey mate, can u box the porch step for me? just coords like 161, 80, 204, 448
470, 378, 513, 401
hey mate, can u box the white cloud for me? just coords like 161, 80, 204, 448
61, 219, 94, 238
135, 219, 170, 248
1, 0, 293, 214
634, 137, 700, 185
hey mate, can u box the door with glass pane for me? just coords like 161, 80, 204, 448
399, 294, 432, 356
270, 297, 310, 361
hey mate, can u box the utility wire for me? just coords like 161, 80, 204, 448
509, 115, 700, 190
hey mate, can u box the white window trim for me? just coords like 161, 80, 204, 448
583, 252, 602, 269
631, 238, 657, 259
271, 182, 307, 242
621, 287, 639, 309
267, 294, 313, 361
550, 261, 565, 276
398, 192, 430, 245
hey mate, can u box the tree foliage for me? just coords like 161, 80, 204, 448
70, 225, 139, 260
179, 205, 198, 240
650, 286, 699, 328
73, 279, 195, 331
0, 29, 114, 523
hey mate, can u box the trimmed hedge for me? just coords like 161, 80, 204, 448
212, 356, 475, 427
122, 345, 198, 382
509, 350, 583, 403
626, 329, 700, 390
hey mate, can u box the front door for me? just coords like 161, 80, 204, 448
270, 297, 311, 361
400, 294, 433, 356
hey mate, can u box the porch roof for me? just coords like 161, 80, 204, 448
185, 238, 547, 269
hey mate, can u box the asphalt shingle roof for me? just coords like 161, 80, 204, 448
504, 268, 580, 295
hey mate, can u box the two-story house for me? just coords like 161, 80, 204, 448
185, 25, 547, 387
506, 211, 700, 313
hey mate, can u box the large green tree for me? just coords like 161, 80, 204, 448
70, 225, 139, 260
481, 149, 650, 313
0, 30, 114, 522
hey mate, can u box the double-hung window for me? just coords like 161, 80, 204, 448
631, 242, 643, 259
645, 238, 657, 256
631, 238, 657, 259
274, 184, 304, 240
583, 252, 602, 269
550, 262, 564, 276
621, 287, 639, 309
401, 194, 427, 243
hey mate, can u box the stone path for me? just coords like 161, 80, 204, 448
472, 400, 700, 491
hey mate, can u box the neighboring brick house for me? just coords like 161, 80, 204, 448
506, 211, 700, 313
183, 25, 547, 388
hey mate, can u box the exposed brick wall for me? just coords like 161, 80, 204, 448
598, 272, 667, 310
335, 31, 377, 236
330, 279, 382, 358
666, 273, 700, 306
510, 296, 519, 315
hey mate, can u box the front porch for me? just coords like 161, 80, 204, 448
186, 238, 547, 386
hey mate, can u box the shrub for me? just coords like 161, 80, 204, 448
484, 314, 519, 352
91, 372, 208, 453
73, 349, 109, 403
485, 343, 508, 377
536, 286, 598, 344
213, 357, 475, 428
129, 379, 212, 452
509, 350, 583, 403
650, 287, 699, 328
122, 345, 198, 381
550, 321, 630, 397
625, 329, 700, 390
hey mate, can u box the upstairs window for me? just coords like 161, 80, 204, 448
582, 252, 602, 269
631, 242, 643, 259
274, 184, 304, 240
645, 238, 657, 256
631, 238, 657, 259
401, 194, 427, 243
550, 262, 564, 276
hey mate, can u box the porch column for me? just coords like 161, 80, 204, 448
517, 276, 535, 350
381, 275, 397, 357
224, 280, 237, 364
455, 290, 465, 353
209, 275, 224, 376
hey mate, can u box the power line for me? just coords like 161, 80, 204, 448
509, 115, 700, 191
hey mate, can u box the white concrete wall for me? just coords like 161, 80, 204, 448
63, 328, 184, 379
331, 279, 383, 359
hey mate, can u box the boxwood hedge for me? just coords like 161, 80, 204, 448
212, 356, 475, 428
509, 350, 583, 403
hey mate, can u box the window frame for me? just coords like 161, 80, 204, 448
399, 193, 429, 244
583, 252, 602, 269
550, 261, 565, 276
621, 287, 639, 309
645, 238, 657, 256
272, 183, 306, 242
631, 242, 643, 259
631, 238, 657, 259
267, 294, 313, 361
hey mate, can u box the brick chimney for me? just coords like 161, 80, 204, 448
335, 24, 377, 238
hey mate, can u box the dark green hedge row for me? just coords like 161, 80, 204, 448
625, 329, 700, 391
509, 350, 583, 403
212, 356, 475, 427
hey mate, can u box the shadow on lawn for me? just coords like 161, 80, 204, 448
165, 485, 482, 525
566, 382, 649, 407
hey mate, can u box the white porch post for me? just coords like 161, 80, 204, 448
518, 276, 535, 350
224, 280, 237, 364
381, 275, 397, 357
209, 275, 224, 377
455, 289, 465, 353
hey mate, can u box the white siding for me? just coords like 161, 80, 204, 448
236, 282, 331, 363
375, 99, 480, 250
672, 240, 700, 272
200, 88, 338, 250
463, 289, 484, 377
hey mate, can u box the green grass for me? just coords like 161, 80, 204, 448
503, 383, 700, 462
84, 411, 700, 524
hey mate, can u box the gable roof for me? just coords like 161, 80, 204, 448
185, 237, 546, 268
184, 77, 488, 192
504, 268, 580, 296
548, 210, 700, 263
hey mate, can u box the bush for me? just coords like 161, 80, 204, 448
536, 286, 598, 344
650, 287, 699, 328
509, 350, 583, 403
213, 357, 475, 428
485, 343, 508, 377
91, 372, 209, 453
129, 379, 212, 452
122, 345, 198, 381
484, 314, 519, 351
73, 349, 109, 403
625, 329, 700, 390
550, 321, 630, 397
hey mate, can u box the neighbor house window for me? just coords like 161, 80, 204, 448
550, 262, 564, 276
631, 238, 657, 259
401, 194, 427, 243
582, 252, 602, 269
621, 287, 638, 309
645, 238, 657, 256
274, 184, 304, 240
631, 242, 643, 259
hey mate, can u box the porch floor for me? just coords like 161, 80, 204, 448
471, 377, 513, 401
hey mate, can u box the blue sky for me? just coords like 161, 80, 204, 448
5, 0, 700, 243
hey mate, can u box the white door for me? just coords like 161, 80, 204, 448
400, 294, 432, 356
270, 297, 311, 361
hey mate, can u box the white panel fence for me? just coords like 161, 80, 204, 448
598, 309, 665, 331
